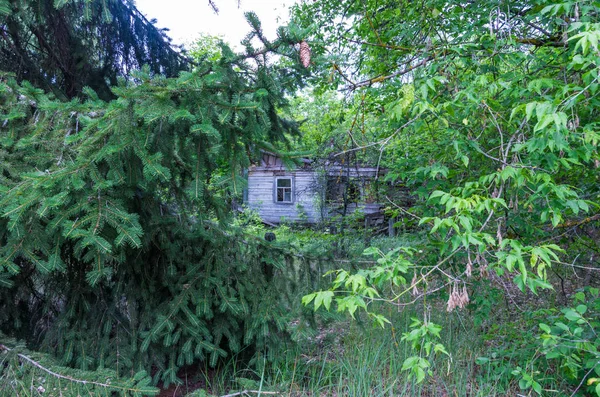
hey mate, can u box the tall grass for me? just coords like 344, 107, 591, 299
188, 304, 524, 397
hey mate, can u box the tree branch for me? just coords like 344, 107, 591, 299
556, 213, 600, 228
516, 37, 565, 47
342, 56, 433, 90
0, 344, 157, 394
220, 390, 279, 397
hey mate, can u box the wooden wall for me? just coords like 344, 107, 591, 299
247, 169, 322, 223
245, 153, 385, 224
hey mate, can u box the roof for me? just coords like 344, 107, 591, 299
250, 151, 385, 177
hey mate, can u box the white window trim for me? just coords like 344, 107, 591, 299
274, 176, 294, 204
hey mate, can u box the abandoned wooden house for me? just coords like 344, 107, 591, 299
244, 152, 387, 226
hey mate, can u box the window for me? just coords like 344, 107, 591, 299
275, 177, 293, 203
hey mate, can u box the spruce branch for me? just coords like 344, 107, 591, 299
0, 344, 158, 395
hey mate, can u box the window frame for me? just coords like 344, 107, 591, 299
274, 176, 294, 204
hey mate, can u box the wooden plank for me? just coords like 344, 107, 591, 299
247, 169, 384, 224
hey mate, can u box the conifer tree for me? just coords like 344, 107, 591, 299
0, 0, 188, 100
0, 6, 316, 390
1, 334, 159, 396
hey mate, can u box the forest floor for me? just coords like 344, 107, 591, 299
156, 299, 561, 397
153, 229, 591, 397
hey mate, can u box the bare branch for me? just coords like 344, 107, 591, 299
333, 116, 419, 157
220, 390, 279, 397
0, 344, 152, 393
342, 57, 433, 91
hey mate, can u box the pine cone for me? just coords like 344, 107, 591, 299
299, 40, 311, 68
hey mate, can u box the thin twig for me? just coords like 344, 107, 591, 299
0, 344, 152, 393
219, 390, 279, 397
332, 63, 357, 87
333, 116, 419, 157
345, 37, 415, 51
555, 259, 600, 272
556, 213, 600, 228
385, 196, 421, 220
342, 57, 433, 90
393, 281, 451, 307
569, 363, 598, 397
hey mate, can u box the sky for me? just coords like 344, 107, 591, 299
134, 0, 297, 49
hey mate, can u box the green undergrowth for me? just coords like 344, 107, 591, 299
174, 224, 597, 397
2, 220, 596, 396
234, 207, 424, 258
4, 298, 587, 397
0, 335, 158, 396
177, 290, 598, 397
173, 303, 526, 397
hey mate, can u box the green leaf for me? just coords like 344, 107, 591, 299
371, 313, 391, 328
100, 0, 112, 21
401, 356, 419, 371
191, 123, 222, 142
0, 0, 10, 16
363, 247, 380, 256
434, 343, 449, 356
525, 102, 537, 120
346, 274, 366, 292
475, 357, 490, 365
552, 211, 562, 228
415, 366, 426, 383
301, 293, 316, 306
322, 291, 334, 310
313, 290, 334, 311
534, 114, 554, 132
53, 0, 69, 8
428, 190, 446, 200
85, 266, 112, 287
0, 273, 14, 288
47, 253, 66, 273
564, 309, 582, 322
143, 162, 172, 182
532, 381, 542, 394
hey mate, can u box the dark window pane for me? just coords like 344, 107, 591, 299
277, 189, 284, 202
277, 178, 291, 188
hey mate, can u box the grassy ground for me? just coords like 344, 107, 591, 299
267, 312, 519, 396
154, 224, 590, 397
169, 228, 576, 396
174, 304, 530, 397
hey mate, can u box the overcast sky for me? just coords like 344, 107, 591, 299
135, 0, 296, 49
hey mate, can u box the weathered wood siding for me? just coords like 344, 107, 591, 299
245, 153, 385, 224
247, 169, 321, 223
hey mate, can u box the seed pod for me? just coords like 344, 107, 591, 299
410, 274, 419, 296
460, 285, 470, 308
446, 284, 458, 312
299, 40, 311, 68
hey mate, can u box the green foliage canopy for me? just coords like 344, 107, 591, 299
294, 0, 600, 299
0, 0, 187, 100
0, 8, 314, 388
294, 0, 600, 393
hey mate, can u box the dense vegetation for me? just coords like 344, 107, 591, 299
0, 0, 188, 100
293, 0, 600, 395
0, 1, 319, 394
1, 0, 599, 396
